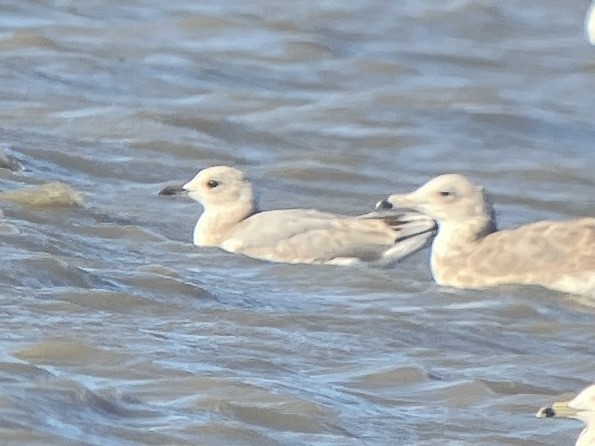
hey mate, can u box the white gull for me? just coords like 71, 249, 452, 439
537, 384, 595, 446
182, 165, 437, 266
586, 1, 595, 46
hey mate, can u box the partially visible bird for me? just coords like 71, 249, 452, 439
537, 384, 595, 446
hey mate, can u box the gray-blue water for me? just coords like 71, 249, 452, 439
0, 1, 594, 444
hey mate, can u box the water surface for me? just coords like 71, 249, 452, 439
0, 1, 594, 445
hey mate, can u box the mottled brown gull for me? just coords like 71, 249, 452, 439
182, 166, 437, 265
376, 174, 595, 297
537, 384, 595, 446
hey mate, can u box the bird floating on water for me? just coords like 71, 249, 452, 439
537, 384, 595, 446
180, 165, 437, 265
377, 174, 595, 297
586, 0, 595, 46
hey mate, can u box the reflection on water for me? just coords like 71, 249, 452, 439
0, 0, 594, 445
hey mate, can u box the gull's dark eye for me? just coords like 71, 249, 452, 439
439, 190, 453, 197
207, 180, 220, 188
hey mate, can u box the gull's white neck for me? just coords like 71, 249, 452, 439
577, 426, 593, 446
433, 215, 495, 251
193, 202, 256, 246
430, 215, 496, 275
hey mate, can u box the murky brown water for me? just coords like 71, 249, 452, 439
0, 0, 594, 445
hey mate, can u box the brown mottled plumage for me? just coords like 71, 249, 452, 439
377, 174, 595, 297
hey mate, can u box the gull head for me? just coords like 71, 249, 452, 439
376, 174, 494, 224
537, 385, 595, 428
183, 165, 254, 210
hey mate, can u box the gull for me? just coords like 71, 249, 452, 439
586, 0, 595, 46
376, 174, 595, 296
180, 166, 437, 265
537, 384, 595, 446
